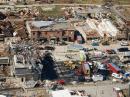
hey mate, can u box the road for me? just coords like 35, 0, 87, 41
0, 4, 130, 8
64, 81, 129, 97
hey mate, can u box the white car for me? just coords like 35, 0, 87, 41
112, 73, 122, 79
113, 87, 121, 92
92, 74, 103, 81
120, 40, 129, 46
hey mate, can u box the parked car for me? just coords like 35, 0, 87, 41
102, 41, 110, 45
123, 60, 130, 64
57, 79, 65, 85
118, 47, 129, 52
112, 73, 122, 79
59, 41, 68, 45
113, 87, 121, 92
44, 46, 55, 50
91, 39, 99, 46
120, 40, 129, 46
92, 74, 103, 81
37, 47, 44, 50
106, 49, 116, 54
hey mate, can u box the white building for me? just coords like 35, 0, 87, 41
74, 19, 119, 41
51, 89, 89, 97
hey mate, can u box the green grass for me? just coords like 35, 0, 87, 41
52, 0, 103, 4
38, 6, 64, 18
53, 0, 130, 4
74, 0, 103, 4
2, 0, 130, 5
118, 0, 130, 4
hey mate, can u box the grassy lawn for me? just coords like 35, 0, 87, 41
74, 0, 103, 4
13, 0, 130, 5
52, 0, 103, 4
77, 0, 130, 4
117, 0, 130, 4
53, 0, 130, 4
38, 6, 64, 18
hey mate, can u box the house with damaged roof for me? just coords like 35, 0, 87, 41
26, 21, 76, 43
0, 21, 14, 37
0, 57, 13, 77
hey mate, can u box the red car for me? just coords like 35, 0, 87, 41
57, 79, 65, 85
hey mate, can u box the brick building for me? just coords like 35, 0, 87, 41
26, 21, 75, 43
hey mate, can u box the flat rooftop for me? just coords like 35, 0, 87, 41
27, 21, 75, 31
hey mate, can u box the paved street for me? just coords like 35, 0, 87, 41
0, 4, 130, 8
64, 81, 128, 97
54, 42, 130, 53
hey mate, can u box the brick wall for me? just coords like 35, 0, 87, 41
31, 30, 74, 41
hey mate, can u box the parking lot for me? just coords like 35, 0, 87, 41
48, 42, 130, 83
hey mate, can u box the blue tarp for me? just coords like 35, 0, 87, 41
124, 73, 130, 78
32, 21, 54, 28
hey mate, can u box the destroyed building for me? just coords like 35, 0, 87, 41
26, 21, 75, 43
0, 21, 14, 37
